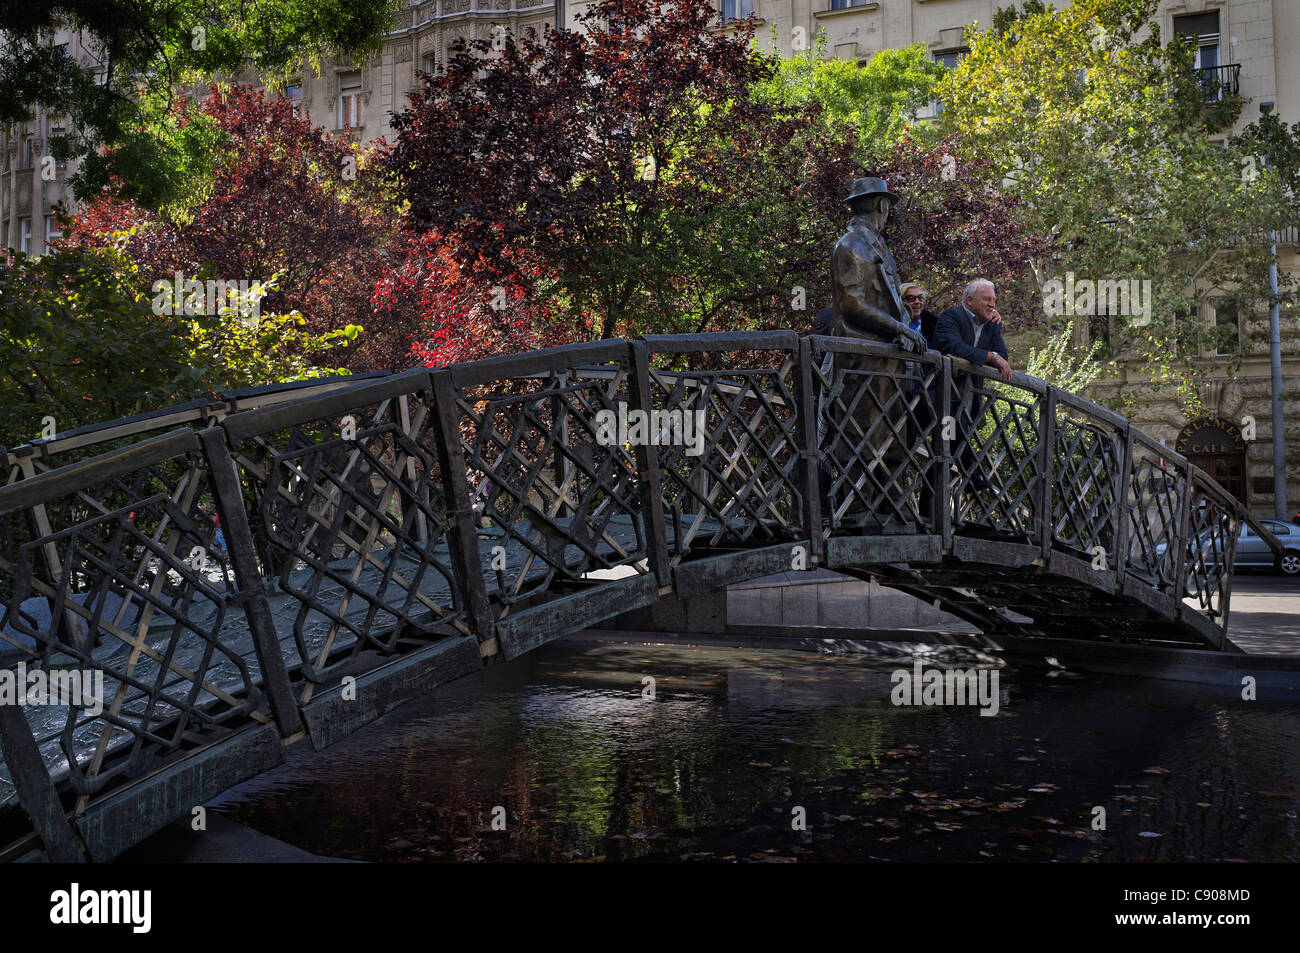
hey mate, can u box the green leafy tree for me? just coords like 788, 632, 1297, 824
0, 0, 400, 212
757, 32, 947, 155
0, 246, 357, 448
937, 0, 1297, 401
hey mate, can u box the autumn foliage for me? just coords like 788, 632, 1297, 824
374, 231, 598, 366
385, 0, 859, 342
65, 85, 395, 362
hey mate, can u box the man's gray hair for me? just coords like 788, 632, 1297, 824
962, 278, 995, 304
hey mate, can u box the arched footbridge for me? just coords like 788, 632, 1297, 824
0, 332, 1279, 861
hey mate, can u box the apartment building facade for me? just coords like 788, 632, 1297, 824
3, 0, 1297, 513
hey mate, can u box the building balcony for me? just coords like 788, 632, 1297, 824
1195, 64, 1240, 102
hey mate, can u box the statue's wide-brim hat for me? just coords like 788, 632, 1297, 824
844, 176, 899, 207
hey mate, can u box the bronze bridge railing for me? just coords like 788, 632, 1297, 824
0, 331, 1267, 861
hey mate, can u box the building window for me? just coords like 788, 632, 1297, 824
421, 53, 437, 75
1175, 11, 1235, 101
1088, 312, 1111, 358
1213, 300, 1241, 356
339, 72, 363, 129
722, 0, 753, 21
19, 217, 32, 254
932, 49, 967, 115
22, 137, 33, 169
830, 0, 863, 9
1175, 11, 1220, 68
44, 215, 61, 251
285, 83, 303, 117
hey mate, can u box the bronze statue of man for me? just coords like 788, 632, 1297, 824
821, 177, 926, 522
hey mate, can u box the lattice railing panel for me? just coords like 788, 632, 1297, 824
954, 380, 1042, 538
647, 350, 802, 560
227, 384, 463, 691
814, 345, 945, 533
453, 365, 648, 612
0, 435, 262, 801
1126, 444, 1185, 591
1183, 476, 1237, 621
1052, 415, 1122, 560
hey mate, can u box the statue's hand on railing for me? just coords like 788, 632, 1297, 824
895, 327, 928, 355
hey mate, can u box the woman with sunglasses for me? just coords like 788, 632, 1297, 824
899, 283, 938, 347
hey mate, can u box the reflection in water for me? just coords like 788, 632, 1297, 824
213, 641, 1300, 862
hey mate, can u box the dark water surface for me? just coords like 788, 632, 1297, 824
212, 639, 1300, 862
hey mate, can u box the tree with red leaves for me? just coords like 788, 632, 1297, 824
64, 85, 399, 366
385, 0, 858, 344
374, 231, 598, 367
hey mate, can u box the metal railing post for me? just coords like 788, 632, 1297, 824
796, 336, 824, 559
0, 704, 86, 861
627, 341, 673, 587
429, 369, 498, 650
1109, 424, 1133, 590
1171, 458, 1194, 599
1036, 388, 1058, 558
198, 427, 303, 736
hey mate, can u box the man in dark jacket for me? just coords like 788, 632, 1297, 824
932, 279, 1012, 495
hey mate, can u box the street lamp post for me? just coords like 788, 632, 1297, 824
1269, 230, 1286, 519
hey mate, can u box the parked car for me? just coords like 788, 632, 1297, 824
1237, 520, 1300, 575
1156, 520, 1298, 576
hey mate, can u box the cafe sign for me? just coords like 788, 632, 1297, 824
1175, 417, 1244, 456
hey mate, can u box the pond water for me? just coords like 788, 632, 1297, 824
211, 639, 1300, 862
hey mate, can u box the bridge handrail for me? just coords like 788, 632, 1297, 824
2, 371, 393, 478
